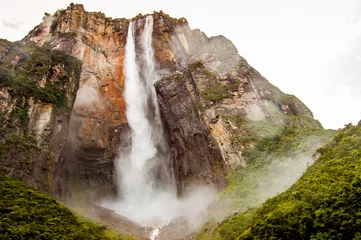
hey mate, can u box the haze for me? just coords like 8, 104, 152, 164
1, 0, 360, 129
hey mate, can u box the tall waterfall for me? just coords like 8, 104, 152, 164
103, 16, 175, 226
102, 15, 215, 228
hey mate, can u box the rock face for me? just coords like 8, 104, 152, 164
0, 40, 81, 201
155, 73, 227, 194
15, 4, 322, 199
24, 4, 130, 199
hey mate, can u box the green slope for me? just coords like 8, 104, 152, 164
197, 125, 334, 240
209, 122, 361, 239
0, 175, 132, 240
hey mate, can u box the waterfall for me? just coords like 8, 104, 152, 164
102, 15, 215, 229
102, 16, 175, 226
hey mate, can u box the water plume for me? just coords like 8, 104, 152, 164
102, 16, 214, 230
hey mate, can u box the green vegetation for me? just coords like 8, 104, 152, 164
0, 43, 81, 111
202, 122, 361, 239
0, 175, 132, 240
225, 126, 332, 208
0, 101, 38, 166
0, 39, 12, 52
228, 112, 322, 152
229, 116, 283, 147
281, 94, 297, 105
185, 61, 238, 103
186, 61, 212, 75
202, 83, 235, 102
241, 127, 333, 166
13, 106, 29, 126
0, 134, 37, 165
198, 125, 334, 240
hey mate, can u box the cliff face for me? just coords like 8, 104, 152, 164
20, 4, 322, 199
155, 73, 228, 194
24, 4, 129, 199
0, 40, 81, 201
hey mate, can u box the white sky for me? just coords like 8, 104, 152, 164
1, 0, 360, 129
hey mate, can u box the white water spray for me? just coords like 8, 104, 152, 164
102, 16, 216, 229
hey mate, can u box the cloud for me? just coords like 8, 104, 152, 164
2, 18, 24, 29
356, 1, 361, 16
329, 32, 361, 95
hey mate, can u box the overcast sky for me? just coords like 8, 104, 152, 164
0, 0, 360, 129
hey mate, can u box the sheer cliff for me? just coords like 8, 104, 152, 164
1, 3, 322, 202
0, 39, 81, 201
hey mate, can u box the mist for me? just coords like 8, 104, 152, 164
208, 132, 332, 223
73, 85, 100, 108
2, 19, 24, 30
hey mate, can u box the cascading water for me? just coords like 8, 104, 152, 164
102, 15, 216, 229
103, 16, 175, 226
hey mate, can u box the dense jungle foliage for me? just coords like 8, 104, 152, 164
0, 175, 132, 240
204, 122, 361, 239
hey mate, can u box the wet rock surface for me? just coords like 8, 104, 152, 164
155, 73, 228, 195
